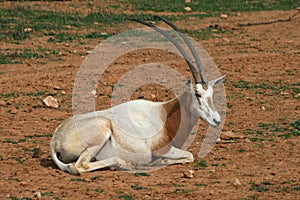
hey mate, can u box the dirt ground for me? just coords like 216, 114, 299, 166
0, 1, 299, 200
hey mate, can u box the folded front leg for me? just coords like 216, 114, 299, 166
154, 146, 194, 166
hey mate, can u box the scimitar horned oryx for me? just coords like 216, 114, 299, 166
50, 16, 225, 174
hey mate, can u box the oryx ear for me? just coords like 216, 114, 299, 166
209, 75, 226, 87
185, 78, 193, 91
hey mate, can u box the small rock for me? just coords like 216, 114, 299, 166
34, 191, 42, 199
245, 138, 251, 143
237, 12, 242, 17
185, 0, 191, 3
53, 85, 62, 90
220, 131, 245, 140
223, 38, 230, 43
150, 94, 156, 99
184, 7, 192, 12
61, 52, 68, 56
24, 28, 33, 32
0, 100, 6, 106
19, 181, 27, 186
91, 90, 97, 97
280, 92, 289, 96
43, 96, 59, 108
182, 169, 194, 178
138, 94, 146, 99
220, 14, 228, 19
233, 178, 242, 186
10, 108, 18, 114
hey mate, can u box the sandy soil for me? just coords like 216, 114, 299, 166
0, 2, 299, 200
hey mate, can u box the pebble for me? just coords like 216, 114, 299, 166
0, 100, 7, 106
43, 96, 59, 108
233, 178, 242, 186
220, 131, 245, 140
184, 7, 192, 12
220, 14, 228, 19
182, 169, 194, 178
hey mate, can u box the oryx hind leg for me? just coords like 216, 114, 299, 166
77, 156, 134, 173
73, 143, 134, 173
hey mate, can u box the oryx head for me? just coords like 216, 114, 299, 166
188, 76, 225, 127
132, 16, 225, 127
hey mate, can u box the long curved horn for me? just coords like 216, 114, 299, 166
131, 18, 201, 84
157, 16, 208, 85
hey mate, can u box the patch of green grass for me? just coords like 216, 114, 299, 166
94, 189, 105, 195
30, 147, 41, 158
261, 181, 274, 186
25, 133, 52, 138
173, 188, 192, 194
248, 137, 265, 142
133, 172, 149, 177
184, 27, 230, 40
243, 195, 258, 200
246, 119, 299, 141
249, 185, 269, 192
221, 163, 227, 167
131, 184, 148, 190
233, 80, 277, 90
196, 159, 208, 168
237, 149, 246, 152
2, 138, 26, 144
0, 48, 47, 64
81, 32, 112, 40
0, 92, 18, 98
20, 48, 46, 59
90, 176, 106, 181
47, 32, 78, 43
232, 80, 299, 98
0, 6, 83, 36
9, 197, 32, 200
285, 69, 296, 76
0, 53, 14, 64
70, 178, 86, 182
172, 183, 185, 187
290, 119, 300, 131
124, 0, 299, 12
1, 0, 299, 42
1, 7, 168, 42
245, 129, 263, 135
25, 91, 47, 97
15, 157, 25, 164
41, 192, 54, 197
280, 181, 292, 185
195, 183, 207, 187
118, 194, 134, 200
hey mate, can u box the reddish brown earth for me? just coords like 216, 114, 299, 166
0, 2, 299, 200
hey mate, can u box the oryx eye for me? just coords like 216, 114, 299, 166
195, 93, 201, 98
